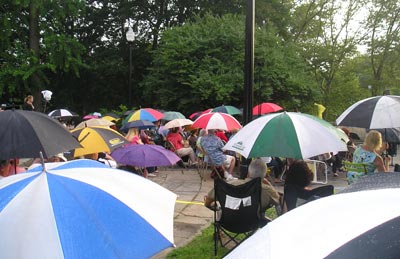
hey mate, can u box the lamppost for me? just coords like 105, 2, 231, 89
126, 27, 135, 107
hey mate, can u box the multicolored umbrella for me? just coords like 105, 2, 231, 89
75, 118, 115, 129
48, 109, 79, 119
0, 159, 176, 258
162, 111, 186, 121
0, 109, 81, 159
212, 105, 242, 115
252, 102, 283, 116
192, 112, 242, 131
124, 108, 164, 123
223, 112, 347, 159
164, 118, 194, 129
71, 126, 127, 157
111, 144, 181, 167
336, 95, 400, 129
225, 173, 400, 259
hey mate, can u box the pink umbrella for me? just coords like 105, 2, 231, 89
192, 112, 242, 131
252, 102, 283, 116
189, 108, 212, 120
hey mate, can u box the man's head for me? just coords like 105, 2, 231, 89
248, 158, 267, 179
207, 129, 216, 135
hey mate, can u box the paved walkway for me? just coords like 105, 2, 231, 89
149, 164, 353, 259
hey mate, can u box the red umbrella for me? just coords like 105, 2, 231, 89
192, 112, 242, 131
189, 108, 212, 120
252, 103, 283, 116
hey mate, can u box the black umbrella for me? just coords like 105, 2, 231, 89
48, 109, 79, 119
336, 95, 400, 129
0, 109, 81, 159
367, 128, 400, 143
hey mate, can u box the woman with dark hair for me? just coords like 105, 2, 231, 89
284, 160, 334, 212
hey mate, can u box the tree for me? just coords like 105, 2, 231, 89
363, 0, 400, 95
140, 14, 316, 116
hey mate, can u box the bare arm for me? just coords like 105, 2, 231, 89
374, 155, 388, 172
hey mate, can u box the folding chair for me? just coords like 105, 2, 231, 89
343, 160, 368, 184
213, 177, 262, 256
165, 140, 189, 168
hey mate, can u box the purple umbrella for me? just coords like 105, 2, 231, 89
111, 144, 181, 167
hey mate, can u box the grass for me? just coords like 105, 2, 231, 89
167, 207, 278, 259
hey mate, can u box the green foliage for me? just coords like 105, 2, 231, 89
141, 13, 316, 115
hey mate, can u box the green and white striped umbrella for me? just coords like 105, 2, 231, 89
223, 112, 348, 159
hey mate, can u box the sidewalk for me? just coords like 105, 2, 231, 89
149, 165, 352, 259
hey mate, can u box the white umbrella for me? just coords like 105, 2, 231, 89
225, 173, 400, 259
223, 112, 348, 159
164, 118, 194, 129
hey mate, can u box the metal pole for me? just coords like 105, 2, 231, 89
243, 0, 255, 126
128, 44, 133, 107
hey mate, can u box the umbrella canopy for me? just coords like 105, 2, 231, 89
336, 95, 400, 129
223, 112, 348, 159
252, 102, 283, 116
75, 118, 115, 129
0, 159, 176, 258
0, 109, 81, 159
48, 109, 79, 119
192, 112, 242, 131
164, 118, 194, 129
212, 105, 242, 115
367, 128, 400, 143
189, 108, 212, 120
111, 144, 181, 167
83, 112, 102, 120
120, 120, 155, 132
162, 111, 186, 121
71, 126, 127, 157
124, 108, 164, 123
225, 172, 400, 259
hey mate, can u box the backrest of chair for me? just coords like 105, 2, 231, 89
165, 140, 176, 152
214, 177, 261, 233
343, 160, 367, 173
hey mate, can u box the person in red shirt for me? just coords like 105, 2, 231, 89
166, 127, 197, 165
215, 130, 228, 143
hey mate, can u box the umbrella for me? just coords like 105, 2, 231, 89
212, 105, 242, 115
0, 159, 176, 258
75, 118, 115, 129
224, 172, 400, 259
120, 120, 156, 132
83, 112, 102, 120
252, 102, 283, 116
162, 111, 186, 121
71, 126, 127, 157
192, 112, 242, 131
48, 109, 79, 119
336, 95, 400, 129
0, 109, 81, 159
367, 128, 400, 143
111, 144, 181, 167
124, 108, 164, 124
223, 112, 347, 159
164, 118, 194, 129
102, 112, 120, 122
189, 108, 212, 120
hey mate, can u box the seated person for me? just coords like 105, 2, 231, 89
200, 129, 236, 180
348, 130, 388, 184
166, 127, 197, 165
284, 160, 334, 212
204, 158, 280, 226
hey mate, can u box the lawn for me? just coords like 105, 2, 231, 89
167, 207, 278, 259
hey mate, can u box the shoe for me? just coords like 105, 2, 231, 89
148, 173, 157, 177
333, 173, 339, 177
225, 174, 237, 181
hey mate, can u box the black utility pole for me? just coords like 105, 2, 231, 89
243, 0, 255, 126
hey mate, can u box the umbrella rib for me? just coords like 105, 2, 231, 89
79, 132, 91, 143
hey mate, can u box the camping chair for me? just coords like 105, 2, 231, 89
213, 177, 263, 256
343, 160, 368, 184
165, 140, 189, 168
304, 159, 328, 184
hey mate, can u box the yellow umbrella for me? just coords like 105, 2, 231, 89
71, 126, 127, 157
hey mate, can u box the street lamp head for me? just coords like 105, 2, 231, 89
126, 27, 135, 42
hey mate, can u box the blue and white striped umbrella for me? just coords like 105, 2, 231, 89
0, 159, 177, 259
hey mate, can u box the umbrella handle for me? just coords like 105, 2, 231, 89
39, 151, 46, 173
